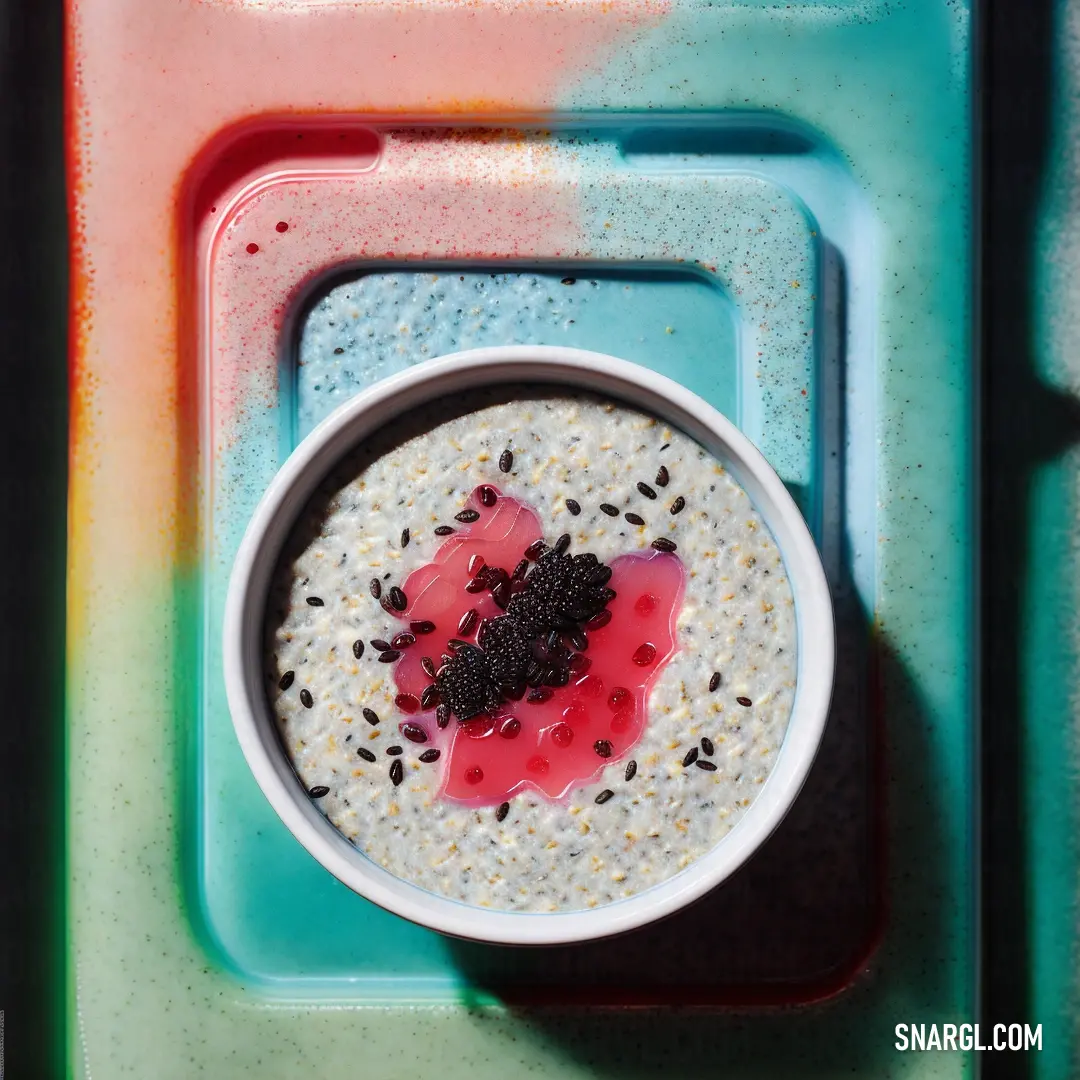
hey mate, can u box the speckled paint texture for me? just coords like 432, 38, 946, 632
1023, 1, 1080, 1075
67, 0, 973, 1077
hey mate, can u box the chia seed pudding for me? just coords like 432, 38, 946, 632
264, 387, 797, 912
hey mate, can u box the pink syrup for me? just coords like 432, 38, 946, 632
391, 486, 686, 805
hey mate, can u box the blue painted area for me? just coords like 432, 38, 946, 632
296, 268, 738, 437
198, 150, 834, 995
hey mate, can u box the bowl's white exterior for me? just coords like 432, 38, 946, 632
223, 346, 834, 945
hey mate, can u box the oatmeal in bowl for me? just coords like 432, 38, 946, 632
225, 346, 833, 944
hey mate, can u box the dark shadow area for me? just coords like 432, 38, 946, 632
443, 635, 950, 1080
619, 115, 819, 159
983, 1, 1077, 1077
0, 0, 68, 1075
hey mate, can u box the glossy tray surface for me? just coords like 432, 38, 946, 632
66, 0, 974, 1074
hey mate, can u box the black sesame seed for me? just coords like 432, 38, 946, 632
333, 346, 344, 354
593, 739, 613, 759
511, 559, 529, 582
419, 748, 441, 763
546, 666, 570, 688
436, 704, 451, 728
651, 537, 678, 552
371, 639, 392, 652
636, 482, 657, 500
499, 449, 514, 473
696, 760, 718, 772
600, 503, 620, 517
588, 565, 613, 586
378, 649, 402, 663
585, 609, 612, 630
389, 586, 408, 611
655, 465, 670, 488
308, 785, 330, 798
701, 736, 715, 756
524, 538, 547, 560
421, 656, 436, 678
357, 747, 376, 762
400, 528, 410, 548
478, 485, 497, 507
421, 684, 440, 710
369, 578, 382, 599
278, 670, 295, 691
527, 687, 553, 704
434, 525, 455, 536
669, 496, 686, 515
554, 533, 571, 555
455, 508, 480, 523
560, 276, 576, 285
709, 671, 721, 692
307, 596, 325, 607
299, 688, 314, 709
390, 759, 404, 786
362, 708, 380, 726
682, 746, 699, 767
447, 638, 470, 651
624, 512, 645, 526
492, 581, 511, 609
457, 608, 478, 636
386, 745, 403, 756
391, 632, 416, 650
465, 574, 486, 593
594, 789, 614, 805
401, 723, 429, 744
566, 498, 581, 516
625, 760, 638, 782
496, 801, 510, 822
411, 620, 436, 635
737, 696, 753, 707
352, 640, 365, 660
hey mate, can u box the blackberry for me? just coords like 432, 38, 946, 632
510, 550, 611, 629
477, 615, 531, 688
435, 644, 502, 720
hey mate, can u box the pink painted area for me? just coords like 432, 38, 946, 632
388, 487, 686, 805
206, 132, 586, 437
67, 0, 669, 577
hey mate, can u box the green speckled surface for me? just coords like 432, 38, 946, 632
67, 0, 975, 1076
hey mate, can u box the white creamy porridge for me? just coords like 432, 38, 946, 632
265, 388, 797, 912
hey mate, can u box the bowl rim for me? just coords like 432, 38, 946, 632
223, 344, 834, 945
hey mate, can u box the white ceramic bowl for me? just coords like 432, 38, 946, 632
224, 345, 834, 945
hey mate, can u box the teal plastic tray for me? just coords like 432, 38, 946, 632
67, 1, 977, 1075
